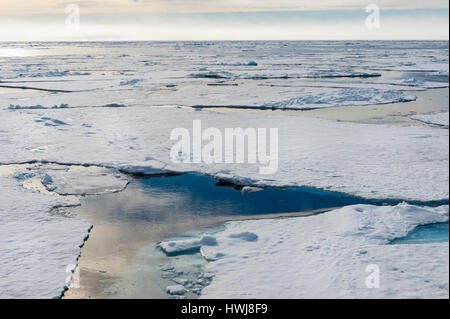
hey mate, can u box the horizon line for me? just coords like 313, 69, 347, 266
1, 39, 449, 42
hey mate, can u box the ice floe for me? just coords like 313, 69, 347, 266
241, 186, 263, 195
40, 166, 129, 195
0, 174, 92, 298
0, 107, 447, 201
144, 85, 417, 109
166, 285, 185, 295
265, 88, 416, 109
189, 70, 381, 80
411, 112, 449, 127
377, 77, 449, 89
198, 203, 449, 298
159, 236, 218, 255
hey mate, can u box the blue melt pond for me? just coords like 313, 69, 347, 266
391, 222, 449, 245
79, 173, 448, 224
116, 173, 444, 218
133, 173, 394, 217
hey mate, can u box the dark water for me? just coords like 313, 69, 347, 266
391, 222, 449, 245
79, 173, 446, 223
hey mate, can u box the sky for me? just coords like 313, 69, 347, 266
0, 0, 448, 41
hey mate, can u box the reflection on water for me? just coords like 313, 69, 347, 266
0, 48, 36, 57
75, 173, 425, 224
0, 45, 105, 57
391, 222, 449, 245
65, 173, 448, 299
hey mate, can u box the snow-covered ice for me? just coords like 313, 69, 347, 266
2, 41, 447, 111
0, 174, 92, 298
159, 236, 218, 255
372, 77, 449, 89
241, 186, 263, 195
1, 82, 418, 110
166, 284, 185, 295
189, 70, 382, 80
0, 107, 447, 201
411, 112, 449, 127
40, 166, 129, 195
264, 88, 415, 109
198, 203, 449, 299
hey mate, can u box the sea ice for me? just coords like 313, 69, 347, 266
0, 175, 92, 298
159, 236, 218, 255
265, 88, 416, 109
40, 167, 129, 195
199, 203, 449, 299
166, 285, 185, 295
172, 278, 190, 286
2, 41, 446, 111
411, 112, 449, 126
241, 186, 263, 195
0, 41, 448, 299
0, 107, 447, 201
227, 232, 258, 242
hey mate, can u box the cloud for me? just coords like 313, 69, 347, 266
0, 1, 447, 40
1, 0, 448, 15
0, 9, 448, 41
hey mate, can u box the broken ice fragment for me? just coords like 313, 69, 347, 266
158, 235, 218, 255
166, 285, 185, 295
241, 186, 263, 195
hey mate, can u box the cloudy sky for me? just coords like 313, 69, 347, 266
0, 0, 448, 40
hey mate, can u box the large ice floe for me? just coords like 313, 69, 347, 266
142, 85, 417, 110
411, 112, 449, 127
157, 203, 449, 298
0, 80, 418, 110
0, 172, 92, 298
1, 107, 447, 201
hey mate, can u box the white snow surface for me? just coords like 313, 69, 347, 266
241, 186, 263, 195
159, 236, 218, 255
0, 175, 92, 298
199, 203, 449, 299
411, 112, 449, 126
0, 83, 417, 110
40, 166, 129, 195
0, 107, 447, 201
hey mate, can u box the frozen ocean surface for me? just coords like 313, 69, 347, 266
196, 204, 449, 299
0, 41, 448, 109
0, 170, 91, 299
1, 106, 447, 201
411, 112, 449, 126
0, 41, 448, 299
